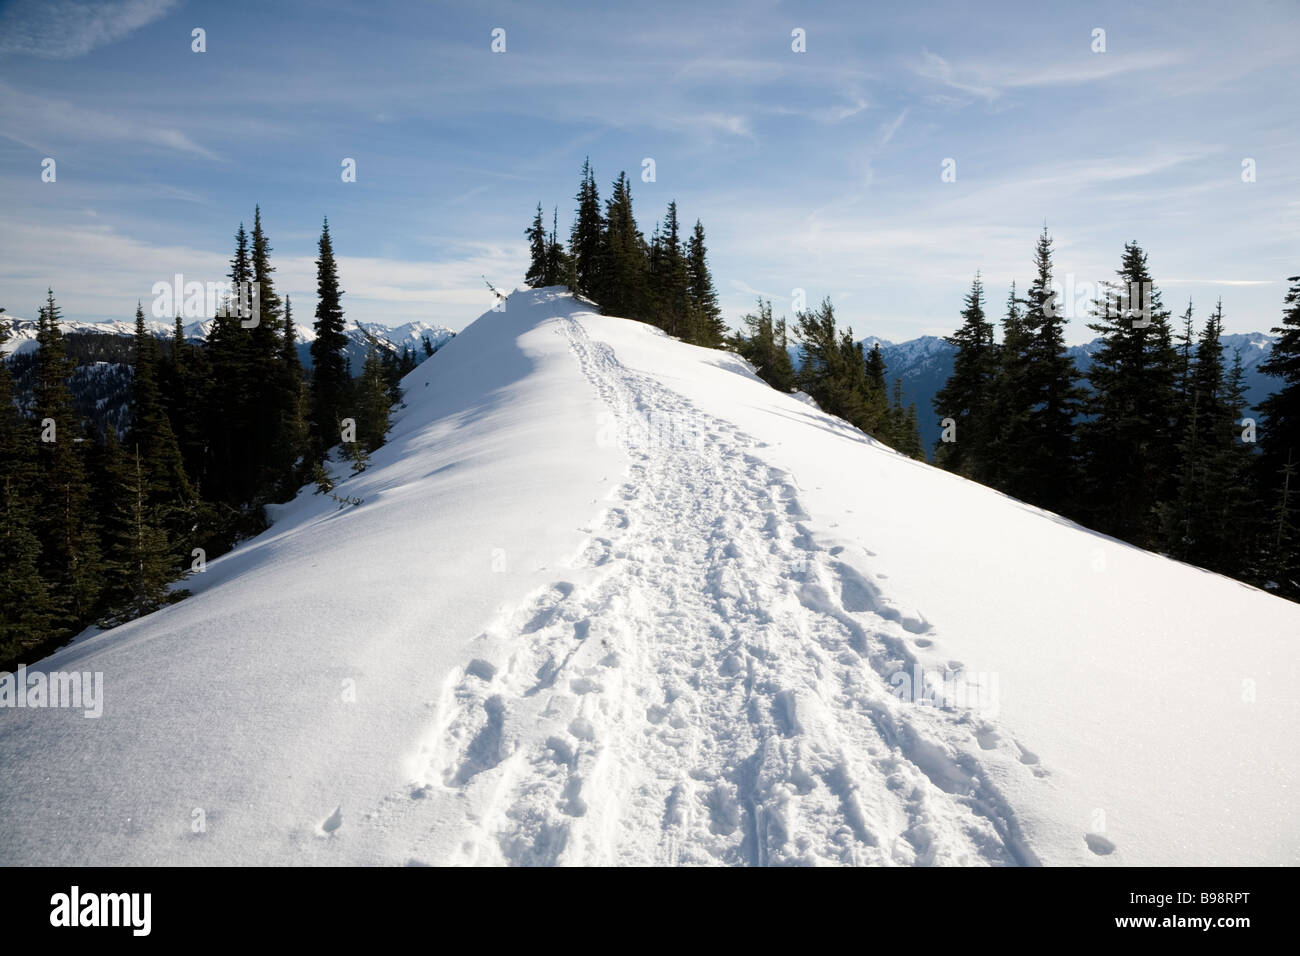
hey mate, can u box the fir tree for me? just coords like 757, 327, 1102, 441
933, 273, 997, 479
570, 159, 605, 300
1078, 242, 1178, 546
650, 202, 690, 337
1258, 274, 1300, 516
999, 229, 1082, 516
354, 346, 392, 453
545, 207, 569, 288
525, 204, 548, 287
733, 299, 796, 392
601, 173, 650, 320
1257, 273, 1300, 595
33, 289, 103, 628
99, 434, 175, 624
686, 220, 725, 346
130, 303, 198, 558
309, 218, 351, 457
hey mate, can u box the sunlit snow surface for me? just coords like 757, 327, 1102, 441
2, 288, 1296, 866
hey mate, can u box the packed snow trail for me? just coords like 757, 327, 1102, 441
383, 313, 1037, 866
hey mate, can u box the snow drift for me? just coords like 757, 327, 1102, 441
1, 288, 1296, 866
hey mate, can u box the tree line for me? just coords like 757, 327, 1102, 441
0, 210, 406, 668
528, 161, 923, 455
931, 228, 1298, 598
524, 160, 728, 348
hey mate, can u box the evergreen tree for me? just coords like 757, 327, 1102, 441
1159, 302, 1247, 571
98, 433, 175, 624
0, 306, 60, 662
275, 294, 309, 493
354, 346, 392, 453
601, 173, 651, 320
570, 159, 605, 300
1258, 274, 1300, 514
248, 205, 301, 495
525, 204, 548, 287
545, 207, 568, 287
999, 229, 1082, 515
686, 220, 725, 346
933, 273, 997, 479
982, 283, 1023, 489
650, 202, 690, 337
309, 218, 351, 457
33, 289, 102, 628
1078, 242, 1179, 546
733, 299, 796, 392
1257, 273, 1300, 596
129, 303, 198, 558
203, 222, 255, 504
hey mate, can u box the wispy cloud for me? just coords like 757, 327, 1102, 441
914, 48, 1185, 101
0, 0, 178, 59
0, 80, 219, 159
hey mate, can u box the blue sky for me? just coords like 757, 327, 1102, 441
0, 0, 1297, 341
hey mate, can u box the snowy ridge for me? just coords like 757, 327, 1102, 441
387, 315, 1034, 865
1, 288, 1296, 867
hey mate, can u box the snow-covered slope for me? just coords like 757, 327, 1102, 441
2, 288, 1297, 867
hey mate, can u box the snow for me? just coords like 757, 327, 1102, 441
1, 287, 1296, 866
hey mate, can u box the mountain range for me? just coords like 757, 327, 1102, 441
792, 332, 1283, 454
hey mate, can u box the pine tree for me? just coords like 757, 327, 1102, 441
1078, 242, 1179, 546
650, 202, 690, 337
275, 294, 309, 493
0, 305, 60, 662
33, 289, 103, 629
309, 218, 351, 457
1258, 274, 1300, 516
1159, 302, 1244, 570
570, 159, 606, 300
600, 174, 650, 320
354, 346, 392, 453
203, 222, 255, 504
129, 303, 198, 558
999, 229, 1082, 515
248, 205, 302, 495
686, 220, 725, 346
933, 273, 997, 479
983, 282, 1024, 490
734, 299, 796, 392
1257, 273, 1300, 596
525, 204, 548, 287
99, 434, 176, 624
545, 207, 568, 287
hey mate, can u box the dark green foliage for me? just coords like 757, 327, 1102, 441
97, 434, 177, 625
933, 273, 997, 480
525, 204, 548, 288
994, 229, 1082, 515
1078, 242, 1179, 546
309, 218, 351, 458
732, 299, 796, 392
570, 159, 605, 299
601, 174, 650, 320
32, 290, 103, 629
686, 220, 725, 347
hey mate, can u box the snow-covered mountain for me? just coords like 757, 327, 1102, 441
2, 288, 1296, 867
793, 332, 1284, 454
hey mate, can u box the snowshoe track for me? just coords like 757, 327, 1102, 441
386, 313, 1041, 866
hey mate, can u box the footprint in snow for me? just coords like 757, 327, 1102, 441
318, 805, 343, 836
